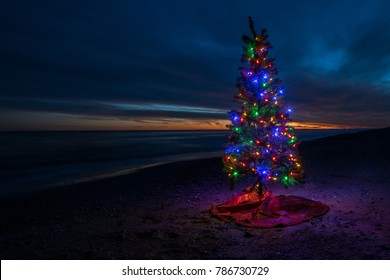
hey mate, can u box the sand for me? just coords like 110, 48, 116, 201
0, 128, 389, 259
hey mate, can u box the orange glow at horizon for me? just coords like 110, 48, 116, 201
121, 120, 367, 130
0, 110, 369, 131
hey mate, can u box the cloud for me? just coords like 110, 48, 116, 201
282, 10, 390, 128
0, 97, 229, 120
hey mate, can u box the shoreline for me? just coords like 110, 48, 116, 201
0, 128, 371, 197
0, 150, 225, 198
0, 128, 378, 198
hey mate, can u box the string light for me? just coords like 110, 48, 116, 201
224, 22, 303, 189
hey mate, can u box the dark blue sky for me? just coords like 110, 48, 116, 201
1, 0, 389, 130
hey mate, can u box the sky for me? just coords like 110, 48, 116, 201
0, 0, 389, 130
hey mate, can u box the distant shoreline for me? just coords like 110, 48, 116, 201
37, 127, 388, 192
0, 128, 379, 197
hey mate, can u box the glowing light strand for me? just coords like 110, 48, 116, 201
223, 18, 304, 192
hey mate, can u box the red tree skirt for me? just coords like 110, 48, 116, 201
211, 187, 329, 228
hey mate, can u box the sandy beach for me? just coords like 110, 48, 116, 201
0, 128, 389, 259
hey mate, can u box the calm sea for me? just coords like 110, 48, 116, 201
0, 129, 365, 195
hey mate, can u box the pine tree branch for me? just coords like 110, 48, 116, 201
248, 16, 257, 37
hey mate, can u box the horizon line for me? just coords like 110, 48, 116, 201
0, 127, 383, 133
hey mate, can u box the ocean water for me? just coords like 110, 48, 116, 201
0, 129, 365, 194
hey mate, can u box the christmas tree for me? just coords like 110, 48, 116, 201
223, 17, 304, 194
211, 18, 328, 228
